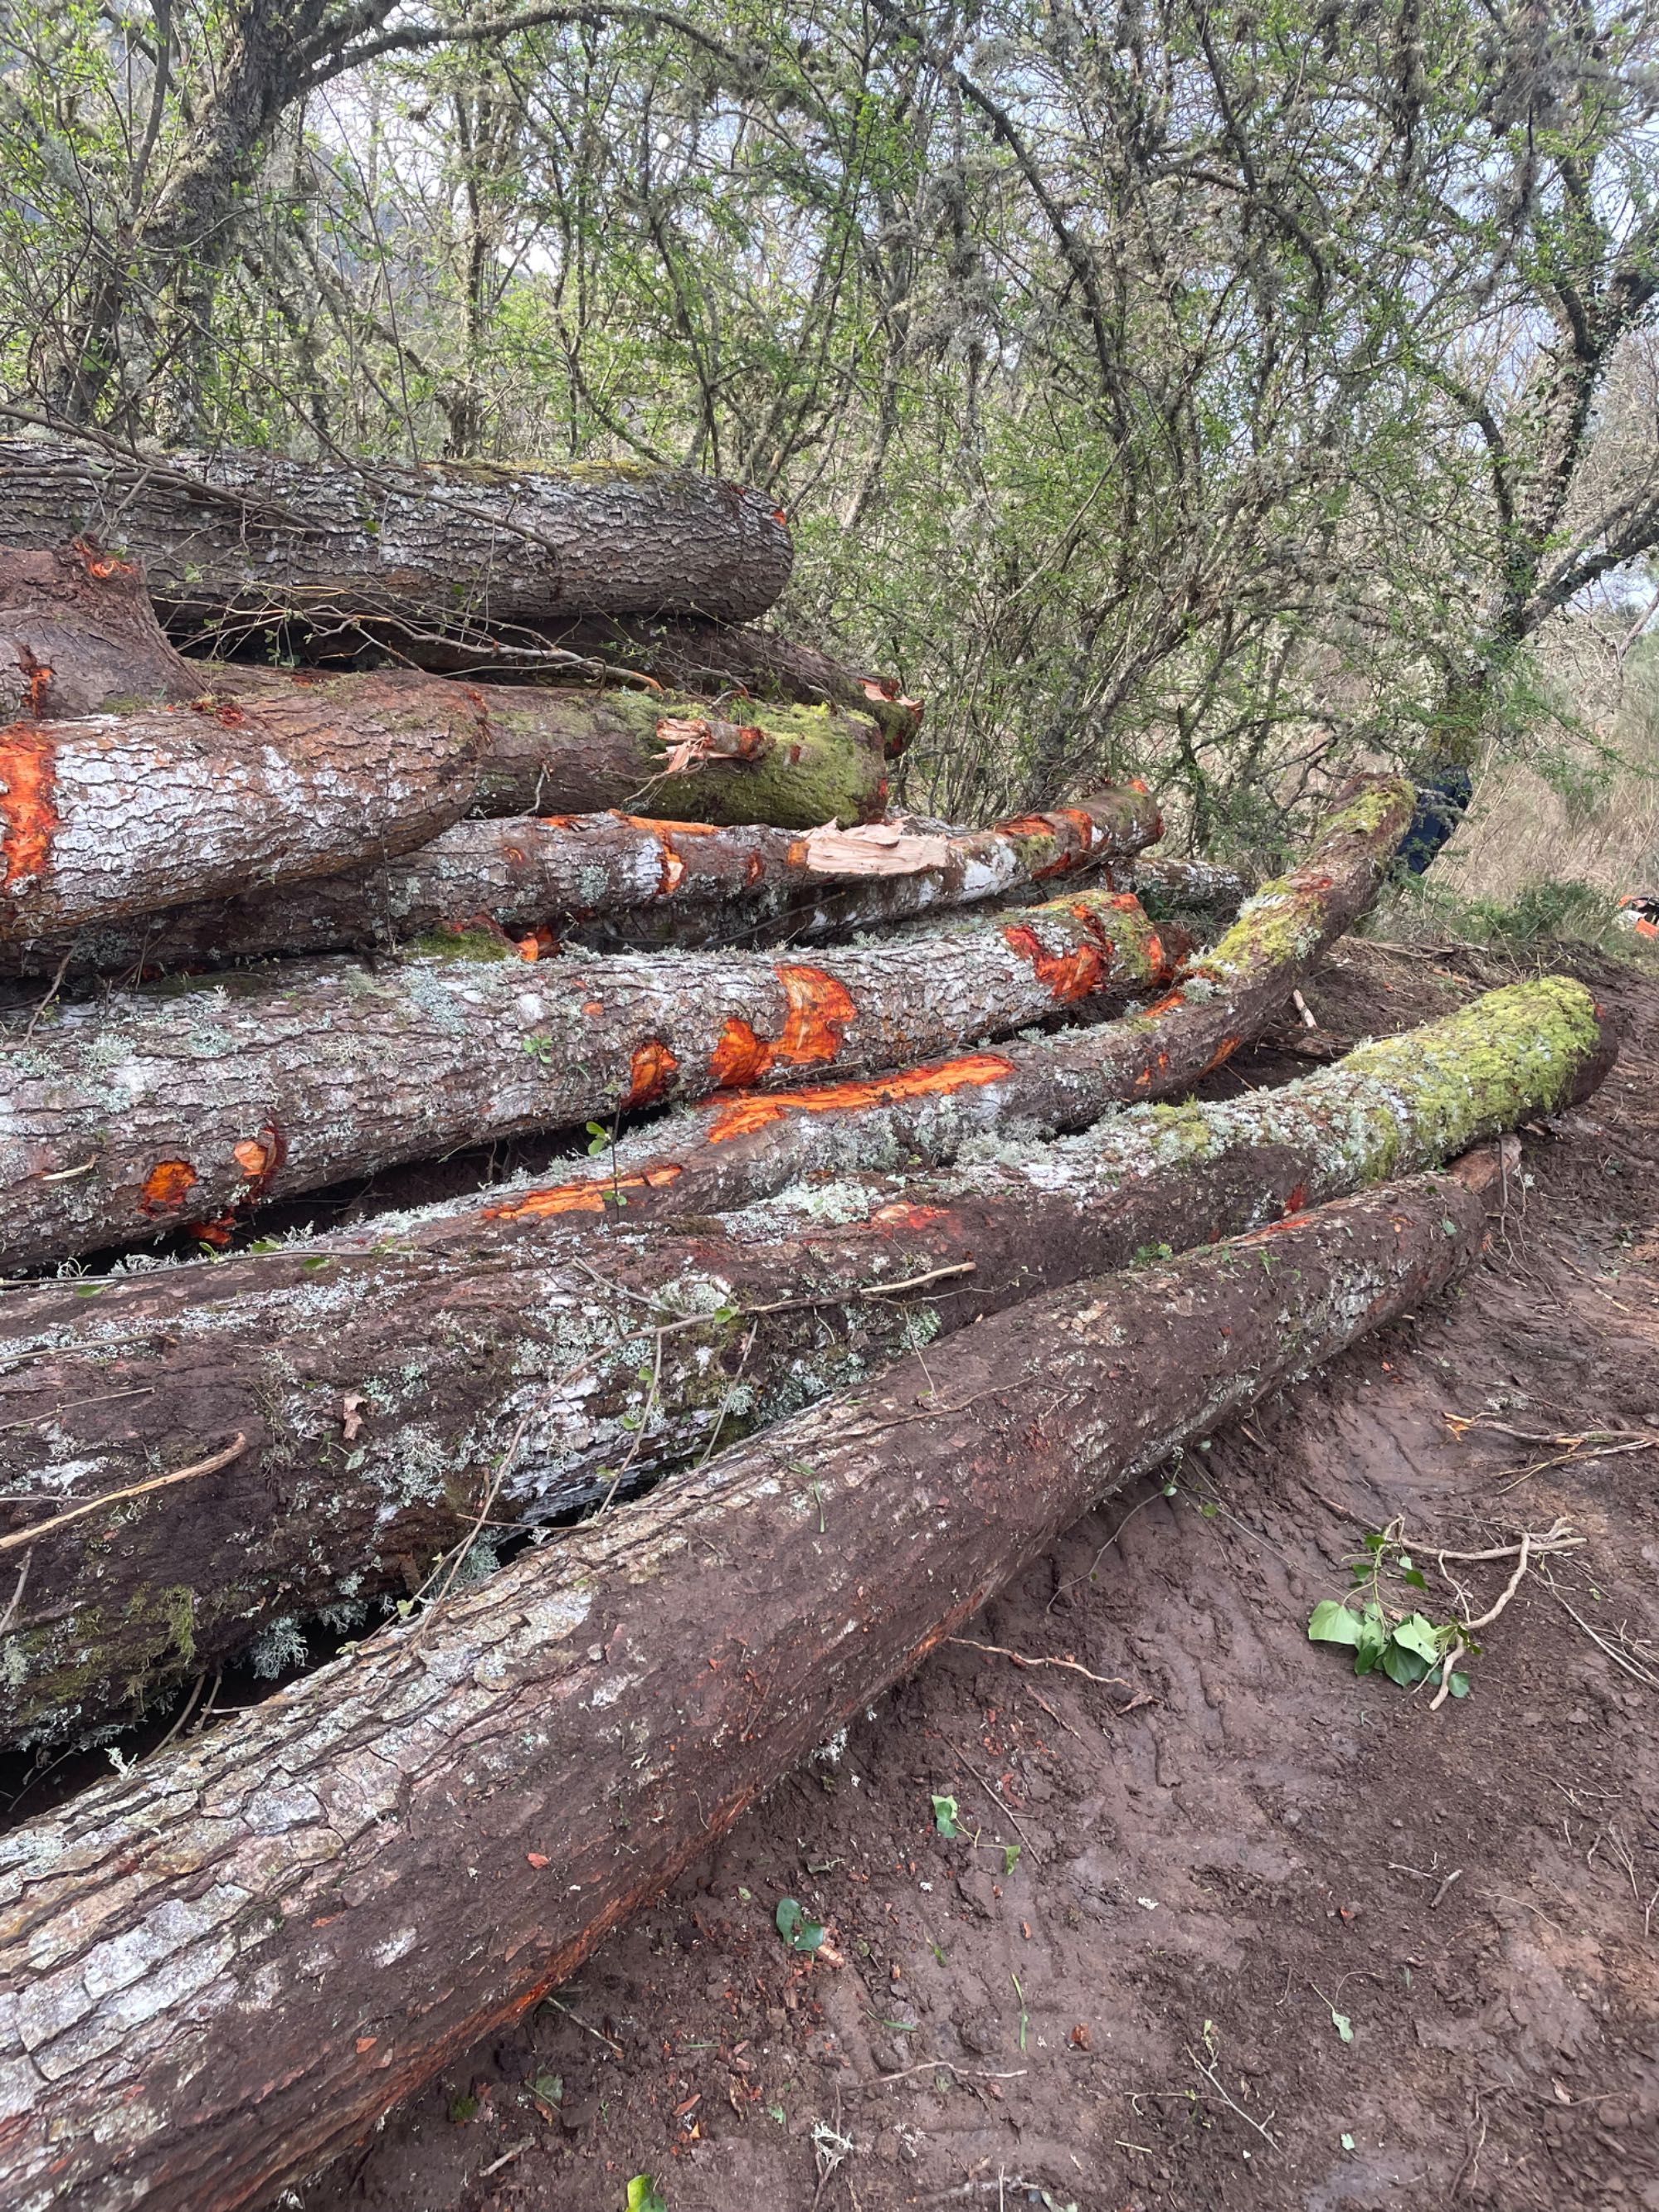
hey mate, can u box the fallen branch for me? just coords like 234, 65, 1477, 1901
0, 1173, 1488, 2211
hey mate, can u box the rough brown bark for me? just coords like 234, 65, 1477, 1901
0, 1172, 1486, 2212
0, 543, 200, 721
0, 887, 1168, 1268
0, 789, 1161, 983
0, 976, 1605, 1748
0, 440, 795, 630
0, 677, 891, 950
388, 776, 1413, 1244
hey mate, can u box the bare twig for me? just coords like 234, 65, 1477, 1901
0, 1435, 246, 1553
946, 1637, 1130, 1688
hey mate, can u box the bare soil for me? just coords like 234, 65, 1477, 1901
301, 938, 1659, 2212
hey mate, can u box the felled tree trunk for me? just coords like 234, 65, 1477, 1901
0, 887, 1166, 1268
427, 775, 1413, 1240
0, 1172, 1487, 2212
0, 678, 891, 949
431, 614, 927, 754
0, 976, 1604, 1748
0, 542, 201, 720
0, 790, 1161, 983
0, 439, 794, 630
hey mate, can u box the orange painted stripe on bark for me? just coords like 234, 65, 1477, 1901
1000, 917, 1108, 1004
0, 727, 56, 888
703, 1050, 1016, 1145
483, 1162, 685, 1223
710, 967, 857, 1090
624, 1040, 679, 1110
139, 1159, 198, 1213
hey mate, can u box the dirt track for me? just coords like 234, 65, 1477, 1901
304, 939, 1659, 2212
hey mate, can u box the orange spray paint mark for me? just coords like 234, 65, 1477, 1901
17, 649, 52, 718
140, 1159, 198, 1213
72, 538, 134, 581
0, 727, 56, 887
708, 967, 856, 1090
484, 1162, 684, 1223
868, 1201, 952, 1229
709, 1018, 770, 1090
624, 1039, 679, 1110
1000, 918, 1108, 1004
704, 1051, 1015, 1145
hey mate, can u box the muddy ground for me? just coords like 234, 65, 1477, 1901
303, 939, 1659, 2212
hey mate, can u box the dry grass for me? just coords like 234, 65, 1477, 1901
1443, 623, 1659, 903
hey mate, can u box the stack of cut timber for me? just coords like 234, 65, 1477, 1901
0, 439, 1617, 2212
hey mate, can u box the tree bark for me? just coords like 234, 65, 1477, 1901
0, 677, 891, 949
0, 1172, 1488, 2212
421, 776, 1412, 1242
0, 976, 1605, 1748
0, 790, 1161, 983
0, 543, 200, 721
0, 439, 795, 630
349, 613, 927, 755
0, 887, 1167, 1268
414, 615, 927, 754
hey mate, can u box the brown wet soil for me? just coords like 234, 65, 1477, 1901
299, 938, 1659, 2212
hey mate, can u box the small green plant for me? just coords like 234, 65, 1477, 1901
1308, 1528, 1471, 1695
930, 1792, 960, 1839
522, 1033, 557, 1066
775, 1897, 827, 1953
625, 2177, 666, 2212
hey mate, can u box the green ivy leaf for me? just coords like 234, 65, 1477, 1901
1381, 1640, 1429, 1686
1391, 1613, 1443, 1662
625, 2177, 667, 2212
775, 1897, 826, 1953
1308, 1599, 1363, 1647
1002, 1844, 1022, 1874
931, 1792, 960, 1839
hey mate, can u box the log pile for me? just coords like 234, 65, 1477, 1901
0, 438, 1615, 2212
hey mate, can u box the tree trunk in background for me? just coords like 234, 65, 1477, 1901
0, 677, 892, 948
0, 1174, 1488, 2212
0, 542, 201, 720
0, 790, 1162, 984
0, 977, 1605, 1747
0, 440, 795, 629
409, 776, 1412, 1245
0, 887, 1167, 1267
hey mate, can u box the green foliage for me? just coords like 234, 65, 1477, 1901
1307, 1530, 1471, 1698
625, 2178, 666, 2212
774, 1897, 826, 1953
930, 1792, 960, 1840
3, 2, 1659, 839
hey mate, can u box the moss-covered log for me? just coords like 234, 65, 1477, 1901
393, 775, 1412, 1243
0, 975, 1606, 1747
0, 885, 1167, 1268
0, 440, 794, 630
362, 613, 927, 754
0, 542, 200, 721
0, 789, 1160, 983
0, 1171, 1487, 2212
